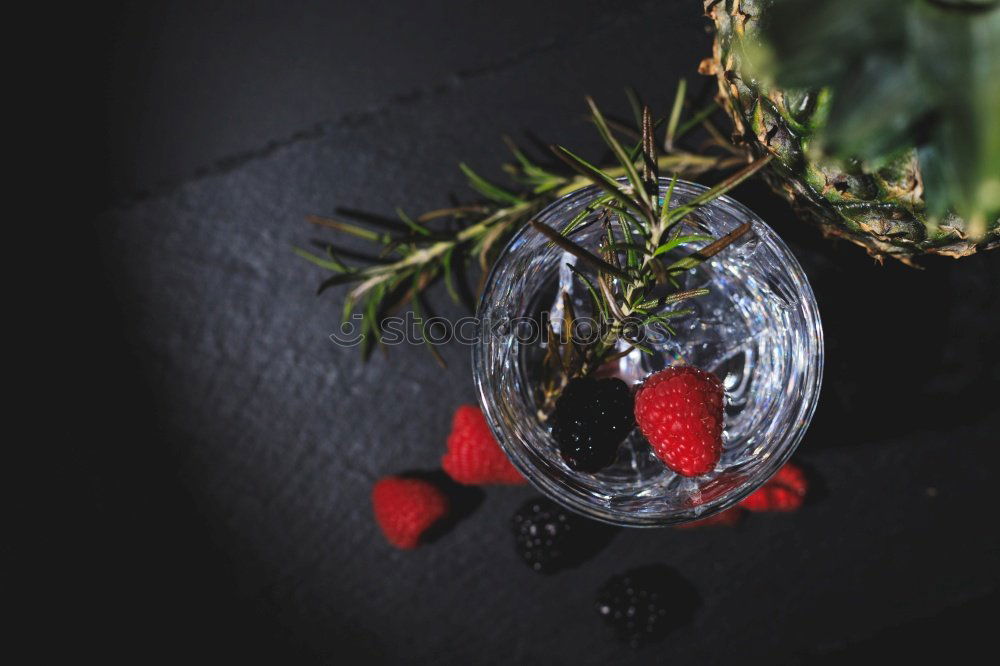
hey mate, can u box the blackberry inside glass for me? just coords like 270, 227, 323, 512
551, 377, 635, 472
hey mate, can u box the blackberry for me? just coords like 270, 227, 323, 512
512, 497, 606, 574
595, 565, 699, 647
551, 377, 635, 472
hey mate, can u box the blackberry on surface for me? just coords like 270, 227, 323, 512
511, 496, 608, 574
551, 377, 635, 473
595, 565, 700, 647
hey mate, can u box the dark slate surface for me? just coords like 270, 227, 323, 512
74, 1, 998, 663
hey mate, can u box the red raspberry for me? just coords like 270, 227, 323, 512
739, 462, 808, 511
442, 405, 525, 485
674, 506, 742, 529
372, 476, 449, 549
633, 367, 725, 477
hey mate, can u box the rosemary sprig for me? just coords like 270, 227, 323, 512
532, 98, 771, 408
298, 84, 748, 360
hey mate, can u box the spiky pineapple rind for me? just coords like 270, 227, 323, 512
702, 0, 1000, 262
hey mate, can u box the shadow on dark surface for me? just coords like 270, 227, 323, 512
795, 459, 830, 508
306, 238, 386, 267
805, 257, 997, 446
398, 469, 486, 544
731, 180, 1000, 450
567, 518, 621, 572
331, 207, 414, 234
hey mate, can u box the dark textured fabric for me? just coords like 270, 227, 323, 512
72, 1, 1000, 663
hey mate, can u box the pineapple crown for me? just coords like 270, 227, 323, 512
745, 0, 1000, 236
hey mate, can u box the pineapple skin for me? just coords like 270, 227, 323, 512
701, 0, 1000, 263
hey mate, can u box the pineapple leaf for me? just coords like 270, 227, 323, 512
753, 0, 1000, 229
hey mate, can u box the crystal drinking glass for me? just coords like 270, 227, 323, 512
472, 179, 824, 526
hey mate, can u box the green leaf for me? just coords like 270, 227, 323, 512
459, 163, 526, 205
624, 87, 645, 129
822, 55, 929, 160
641, 308, 693, 325
442, 246, 461, 304
662, 288, 710, 304
531, 220, 631, 281
585, 97, 651, 212
614, 207, 651, 240
755, 0, 1000, 229
559, 194, 615, 235
911, 0, 1000, 229
652, 234, 715, 258
396, 207, 431, 236
667, 223, 754, 272
503, 136, 560, 184
640, 106, 659, 205
752, 0, 906, 88
410, 279, 447, 368
294, 247, 347, 272
615, 213, 639, 269
665, 78, 686, 151
673, 104, 718, 142
566, 263, 607, 321
551, 145, 647, 220
306, 214, 388, 243
342, 292, 356, 324
659, 174, 679, 226
367, 282, 388, 336
664, 158, 772, 225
